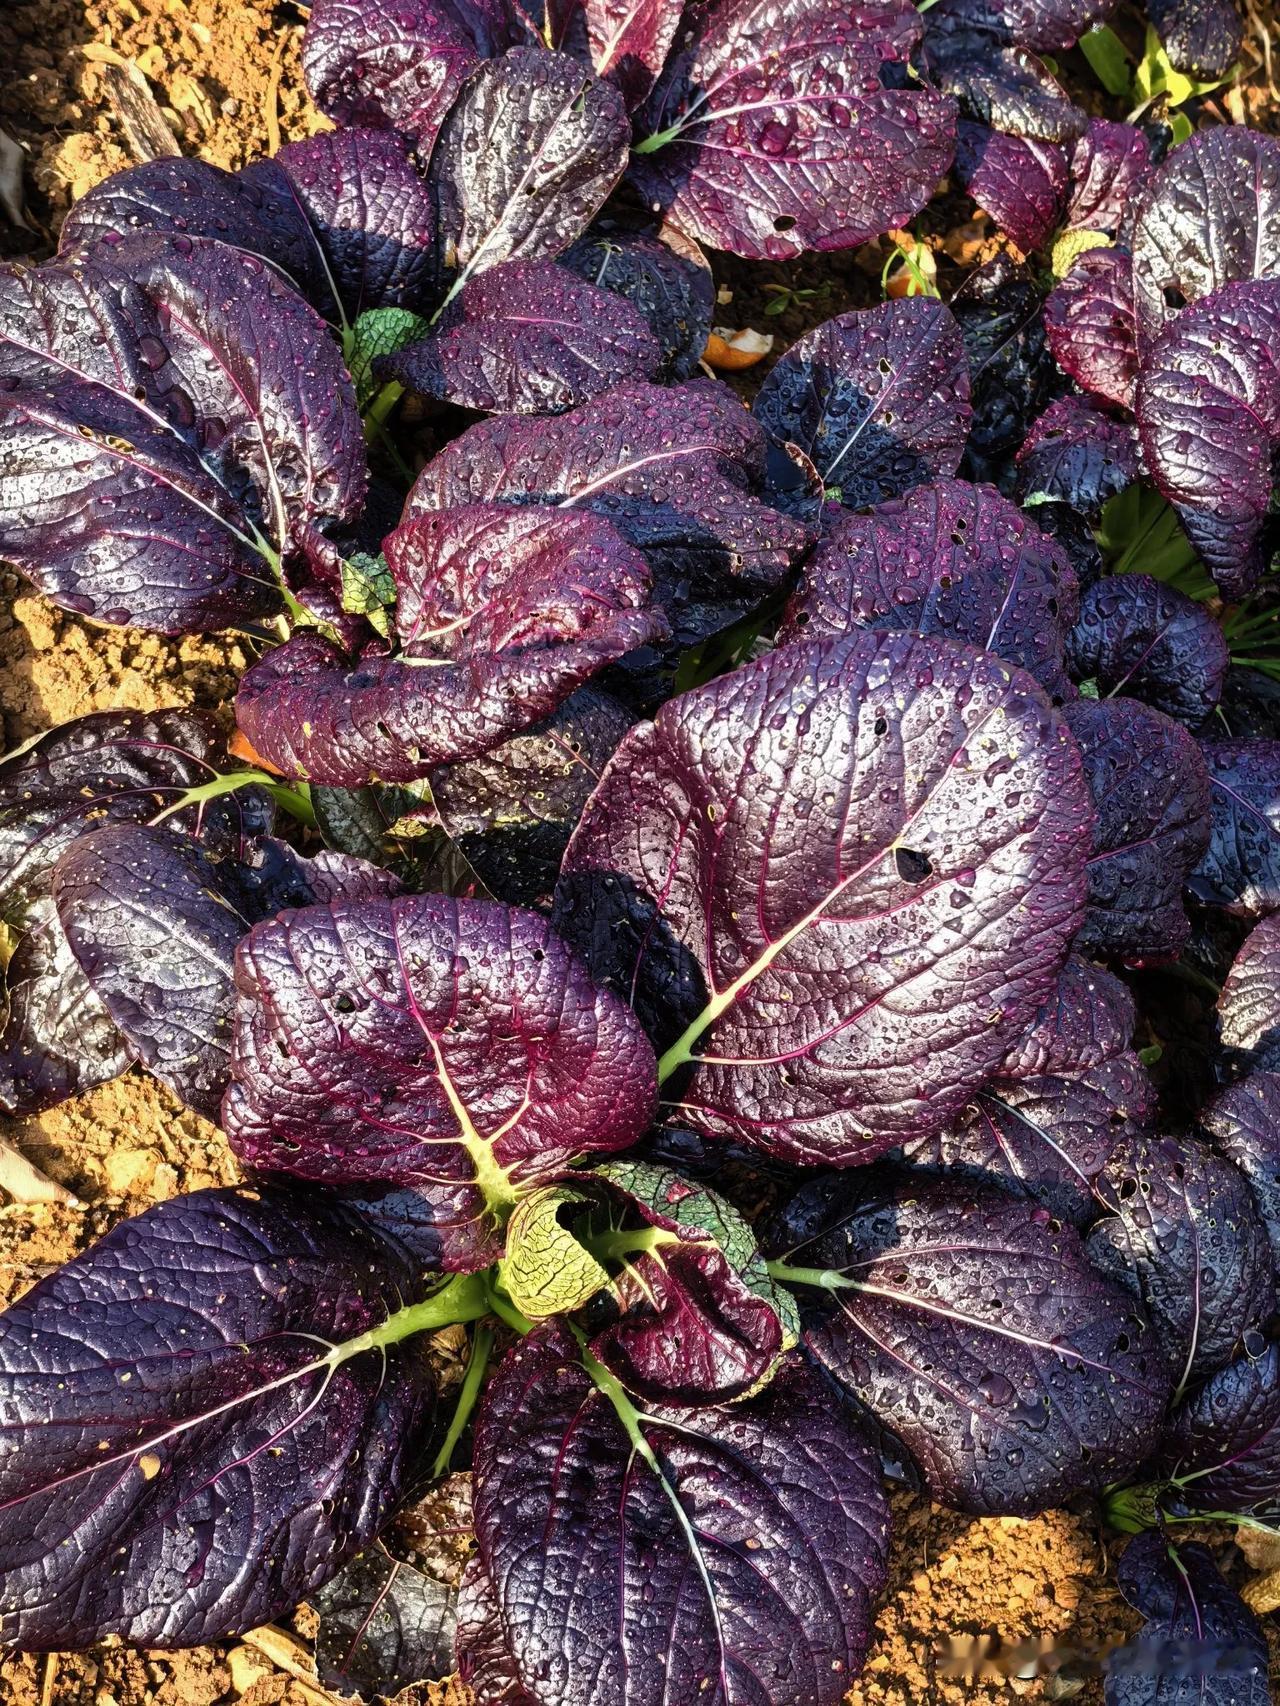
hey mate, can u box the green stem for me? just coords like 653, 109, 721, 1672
582, 1225, 677, 1265
149, 770, 316, 829
579, 1339, 653, 1459
632, 123, 683, 155
483, 1276, 535, 1337
363, 379, 404, 440
431, 1322, 495, 1479
343, 1272, 490, 1358
765, 1260, 849, 1291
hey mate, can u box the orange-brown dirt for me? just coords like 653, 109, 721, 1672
1, 1, 1279, 1702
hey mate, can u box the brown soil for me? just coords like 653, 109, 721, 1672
1, 2, 1279, 1703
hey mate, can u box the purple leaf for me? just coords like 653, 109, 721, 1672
1145, 0, 1243, 79
1066, 119, 1151, 236
790, 1176, 1171, 1515
383, 260, 660, 414
1108, 1535, 1271, 1706
1043, 248, 1139, 409
779, 477, 1078, 699
898, 955, 1155, 1225
924, 33, 1085, 144
1201, 1073, 1280, 1263
466, 1325, 890, 1705
1063, 697, 1211, 963
1217, 914, 1280, 1069
236, 507, 663, 785
1015, 394, 1138, 514
1130, 127, 1280, 346
1087, 1134, 1276, 1400
924, 0, 1119, 54
0, 1185, 439, 1648
430, 47, 630, 304
1189, 740, 1280, 917
456, 1556, 537, 1705
427, 687, 633, 907
1162, 1343, 1280, 1516
1107, 1534, 1271, 1706
752, 300, 972, 509
1065, 574, 1229, 727
954, 122, 1068, 252
555, 631, 1091, 1164
1136, 279, 1280, 600
951, 256, 1059, 486
223, 894, 658, 1270
313, 1548, 455, 1701
573, 0, 684, 107
561, 215, 714, 381
301, 0, 509, 147
628, 0, 956, 261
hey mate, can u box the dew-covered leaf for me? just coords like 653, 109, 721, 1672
1130, 127, 1280, 346
1200, 1072, 1280, 1262
951, 257, 1059, 488
0, 1185, 439, 1648
1063, 697, 1211, 963
924, 33, 1085, 144
787, 1175, 1171, 1515
954, 122, 1068, 253
1043, 247, 1140, 409
1106, 1532, 1271, 1706
1015, 394, 1137, 515
236, 507, 663, 785
1189, 740, 1280, 918
556, 631, 1091, 1164
1066, 574, 1228, 727
224, 893, 657, 1270
752, 301, 971, 510
628, 0, 955, 261
466, 1325, 890, 1706
1067, 119, 1151, 234
1161, 1343, 1280, 1516
383, 260, 660, 414
430, 47, 629, 305
924, 0, 1120, 54
561, 215, 713, 380
1217, 915, 1280, 1070
780, 477, 1077, 698
898, 955, 1155, 1225
1145, 0, 1243, 79
1086, 1134, 1276, 1401
314, 1547, 456, 1701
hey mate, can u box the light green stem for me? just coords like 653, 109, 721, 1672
149, 770, 316, 829
342, 1272, 490, 1358
431, 1322, 495, 1478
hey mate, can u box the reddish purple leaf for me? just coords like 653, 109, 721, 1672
556, 631, 1091, 1165
1066, 119, 1151, 236
752, 300, 972, 510
629, 0, 956, 260
384, 260, 660, 414
1043, 248, 1139, 409
954, 121, 1068, 253
575, 0, 684, 106
1066, 574, 1229, 727
224, 894, 658, 1270
1218, 914, 1280, 1067
779, 477, 1078, 699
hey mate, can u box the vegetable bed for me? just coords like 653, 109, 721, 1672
1, 2, 1280, 1704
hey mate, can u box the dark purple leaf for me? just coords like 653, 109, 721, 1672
561, 215, 713, 381
430, 48, 630, 306
924, 0, 1119, 54
1030, 500, 1104, 592
628, 0, 956, 261
1066, 120, 1151, 236
556, 631, 1091, 1165
224, 893, 658, 1270
1161, 1343, 1280, 1516
1145, 0, 1243, 78
789, 1176, 1171, 1515
1106, 1533, 1271, 1706
1062, 697, 1211, 964
0, 897, 129, 1115
0, 236, 365, 631
924, 32, 1085, 144
0, 1185, 439, 1649
1217, 915, 1280, 1070
456, 1555, 538, 1706
779, 477, 1078, 699
301, 0, 510, 147
1189, 740, 1280, 917
1212, 667, 1280, 742
1137, 280, 1280, 601
1065, 574, 1229, 728
1201, 1073, 1280, 1261
427, 687, 633, 907
576, 1159, 799, 1402
954, 121, 1068, 252
1015, 394, 1138, 515
314, 1547, 456, 1701
898, 955, 1155, 1225
752, 300, 971, 510
951, 257, 1060, 488
466, 1324, 890, 1706
236, 507, 663, 785
1130, 127, 1280, 347
383, 260, 660, 414
1086, 1133, 1276, 1400
1043, 247, 1140, 409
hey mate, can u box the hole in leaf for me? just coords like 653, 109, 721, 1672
895, 846, 932, 883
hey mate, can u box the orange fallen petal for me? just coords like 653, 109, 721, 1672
703, 327, 773, 371
229, 728, 288, 777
